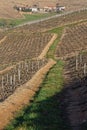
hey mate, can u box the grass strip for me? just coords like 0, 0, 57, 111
47, 27, 64, 59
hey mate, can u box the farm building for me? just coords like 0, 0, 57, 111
43, 6, 56, 12
30, 7, 39, 12
58, 6, 65, 11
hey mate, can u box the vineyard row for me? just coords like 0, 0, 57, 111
56, 22, 87, 58
0, 32, 53, 66
0, 59, 48, 101
62, 52, 87, 128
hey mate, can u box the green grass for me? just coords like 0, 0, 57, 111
0, 13, 56, 28
14, 13, 56, 26
4, 27, 70, 130
47, 27, 64, 59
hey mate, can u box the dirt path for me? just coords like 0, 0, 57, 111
61, 56, 87, 130
0, 64, 16, 74
38, 34, 57, 59
0, 36, 7, 45
0, 59, 56, 130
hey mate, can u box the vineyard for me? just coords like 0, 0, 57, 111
61, 52, 87, 129
0, 59, 47, 101
0, 32, 53, 67
0, 32, 54, 102
0, 28, 54, 102
55, 22, 87, 58
14, 9, 87, 33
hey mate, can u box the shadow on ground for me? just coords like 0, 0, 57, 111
4, 89, 70, 130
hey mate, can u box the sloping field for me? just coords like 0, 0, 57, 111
0, 0, 87, 18
0, 59, 56, 130
0, 32, 53, 65
0, 0, 22, 18
61, 52, 87, 129
0, 26, 57, 101
55, 22, 87, 58
0, 5, 87, 130
13, 9, 87, 33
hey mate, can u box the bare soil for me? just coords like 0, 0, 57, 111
0, 36, 7, 45
38, 33, 57, 59
55, 22, 87, 59
61, 54, 87, 130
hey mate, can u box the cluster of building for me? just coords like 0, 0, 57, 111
14, 4, 65, 13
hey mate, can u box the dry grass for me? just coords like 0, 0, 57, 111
0, 0, 87, 18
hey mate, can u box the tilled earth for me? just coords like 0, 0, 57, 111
60, 55, 87, 130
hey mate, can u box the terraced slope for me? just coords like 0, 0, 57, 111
0, 32, 53, 66
0, 59, 48, 101
55, 22, 87, 58
14, 10, 87, 33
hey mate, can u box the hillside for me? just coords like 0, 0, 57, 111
0, 5, 87, 130
0, 0, 87, 18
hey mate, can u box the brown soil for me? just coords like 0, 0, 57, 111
38, 33, 57, 59
61, 54, 87, 130
0, 59, 56, 130
0, 33, 56, 74
55, 22, 87, 60
0, 36, 7, 45
0, 64, 16, 74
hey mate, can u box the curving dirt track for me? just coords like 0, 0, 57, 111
38, 33, 57, 59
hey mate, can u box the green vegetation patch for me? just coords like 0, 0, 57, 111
47, 27, 64, 59
0, 13, 56, 28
